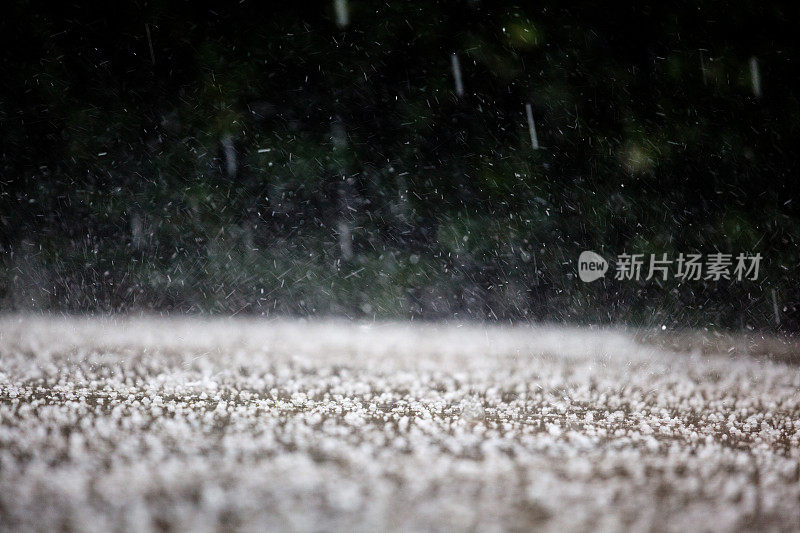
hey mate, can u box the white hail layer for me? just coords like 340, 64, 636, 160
0, 316, 798, 532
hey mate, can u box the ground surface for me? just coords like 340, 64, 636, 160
0, 316, 799, 532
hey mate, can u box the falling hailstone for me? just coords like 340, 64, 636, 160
526, 102, 540, 150
699, 49, 707, 85
460, 398, 485, 423
145, 24, 155, 65
771, 288, 780, 326
221, 134, 237, 177
451, 53, 464, 97
130, 214, 143, 249
749, 56, 761, 98
338, 220, 353, 260
334, 0, 349, 28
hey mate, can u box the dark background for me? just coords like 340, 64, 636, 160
2, 0, 799, 330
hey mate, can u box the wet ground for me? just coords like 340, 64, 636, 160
1, 316, 798, 531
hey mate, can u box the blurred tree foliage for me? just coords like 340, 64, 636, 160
1, 0, 799, 330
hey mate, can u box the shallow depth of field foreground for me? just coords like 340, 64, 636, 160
0, 317, 799, 531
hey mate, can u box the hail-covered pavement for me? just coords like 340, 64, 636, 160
0, 317, 798, 531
